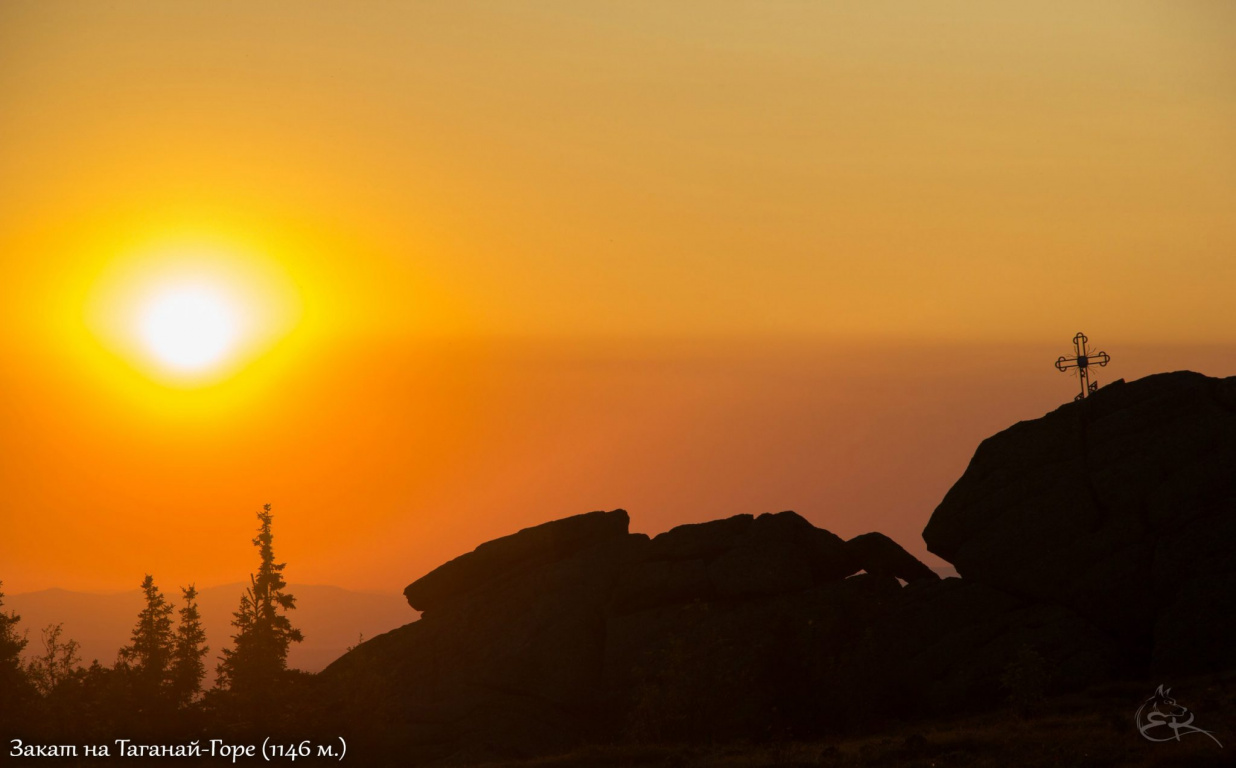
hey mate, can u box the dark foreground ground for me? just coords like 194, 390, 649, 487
8, 672, 1231, 767
457, 673, 1234, 768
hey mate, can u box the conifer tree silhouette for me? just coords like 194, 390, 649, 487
118, 575, 175, 707
169, 584, 208, 706
0, 582, 26, 673
217, 504, 303, 697
0, 582, 33, 719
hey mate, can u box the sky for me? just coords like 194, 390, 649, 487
1, 2, 1234, 595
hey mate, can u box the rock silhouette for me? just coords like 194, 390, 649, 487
924, 370, 1236, 674
846, 531, 940, 584
320, 371, 1236, 764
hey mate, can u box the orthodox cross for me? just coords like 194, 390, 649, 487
1055, 332, 1110, 401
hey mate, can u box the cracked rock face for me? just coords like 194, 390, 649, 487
923, 371, 1236, 671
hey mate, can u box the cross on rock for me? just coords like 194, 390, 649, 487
1055, 332, 1110, 401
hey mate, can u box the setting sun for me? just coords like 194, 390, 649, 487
139, 284, 240, 371
72, 238, 306, 390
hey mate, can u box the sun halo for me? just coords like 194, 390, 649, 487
138, 284, 241, 372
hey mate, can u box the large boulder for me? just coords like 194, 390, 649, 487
610, 557, 711, 614
331, 526, 647, 763
321, 510, 936, 764
924, 371, 1236, 671
704, 511, 859, 598
614, 512, 861, 610
847, 532, 940, 584
404, 509, 631, 614
646, 514, 754, 561
602, 572, 1118, 741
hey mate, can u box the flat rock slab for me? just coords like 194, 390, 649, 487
404, 509, 631, 613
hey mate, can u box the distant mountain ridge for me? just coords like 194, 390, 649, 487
7, 583, 414, 680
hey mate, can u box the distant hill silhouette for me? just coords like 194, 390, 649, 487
317, 371, 1236, 765
8, 584, 413, 680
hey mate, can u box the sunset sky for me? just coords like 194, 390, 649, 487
2, 2, 1234, 595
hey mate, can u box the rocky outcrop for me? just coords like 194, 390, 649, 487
846, 531, 940, 584
403, 509, 632, 614
923, 371, 1236, 672
320, 371, 1236, 765
322, 512, 1087, 764
611, 511, 860, 610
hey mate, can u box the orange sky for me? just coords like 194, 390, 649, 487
1, 3, 1234, 594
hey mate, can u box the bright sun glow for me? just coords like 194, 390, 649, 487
79, 238, 305, 389
139, 285, 240, 371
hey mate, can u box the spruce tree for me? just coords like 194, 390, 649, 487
0, 582, 32, 717
0, 582, 26, 674
118, 574, 175, 706
169, 585, 208, 706
217, 504, 303, 696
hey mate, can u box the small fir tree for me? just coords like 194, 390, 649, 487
217, 504, 303, 696
0, 582, 27, 676
0, 582, 33, 716
118, 575, 175, 705
169, 584, 208, 706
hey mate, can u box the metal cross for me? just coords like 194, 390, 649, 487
1055, 332, 1110, 401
